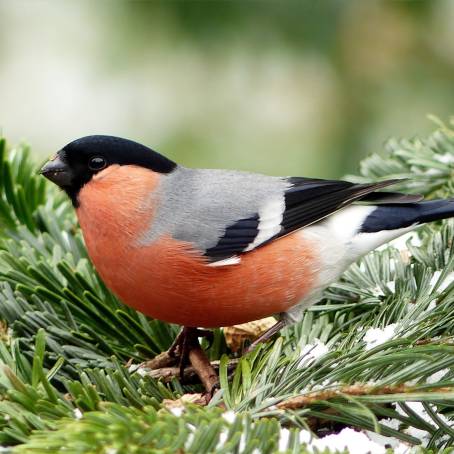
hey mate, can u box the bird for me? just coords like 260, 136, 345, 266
41, 135, 454, 390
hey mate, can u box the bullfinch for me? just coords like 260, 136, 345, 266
41, 135, 454, 354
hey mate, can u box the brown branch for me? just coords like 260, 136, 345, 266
141, 351, 178, 370
188, 343, 219, 395
415, 336, 454, 346
146, 359, 239, 383
144, 329, 219, 401
277, 384, 454, 410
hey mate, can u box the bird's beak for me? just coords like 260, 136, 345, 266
40, 155, 72, 187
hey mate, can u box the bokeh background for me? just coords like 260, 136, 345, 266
0, 0, 453, 178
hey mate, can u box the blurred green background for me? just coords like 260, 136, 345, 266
0, 0, 453, 178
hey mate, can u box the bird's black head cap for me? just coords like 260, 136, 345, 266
41, 135, 177, 206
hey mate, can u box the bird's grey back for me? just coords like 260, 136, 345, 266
138, 166, 288, 252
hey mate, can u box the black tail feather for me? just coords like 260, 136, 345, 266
360, 199, 454, 233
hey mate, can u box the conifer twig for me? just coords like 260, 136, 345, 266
141, 351, 178, 370
146, 359, 239, 383
277, 384, 454, 410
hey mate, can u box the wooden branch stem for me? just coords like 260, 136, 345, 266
145, 359, 238, 383
188, 343, 219, 394
277, 384, 454, 410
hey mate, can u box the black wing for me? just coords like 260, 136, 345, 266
205, 177, 419, 262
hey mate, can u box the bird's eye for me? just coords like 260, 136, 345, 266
88, 156, 107, 171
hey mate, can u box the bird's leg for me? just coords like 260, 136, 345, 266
168, 327, 214, 360
166, 327, 219, 398
145, 327, 213, 371
244, 319, 286, 354
186, 332, 219, 400
175, 326, 219, 401
168, 327, 186, 358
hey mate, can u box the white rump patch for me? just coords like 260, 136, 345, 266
324, 205, 376, 242
207, 256, 241, 267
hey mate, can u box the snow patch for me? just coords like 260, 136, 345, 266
423, 168, 443, 176
363, 324, 398, 350
218, 430, 228, 448
306, 427, 389, 454
239, 432, 246, 452
394, 402, 453, 446
185, 431, 194, 449
371, 286, 385, 297
371, 282, 396, 296
170, 407, 184, 417
386, 281, 396, 293
128, 363, 148, 377
429, 271, 454, 293
436, 153, 454, 164
380, 418, 401, 431
426, 368, 449, 384
297, 340, 329, 367
365, 429, 410, 452
222, 411, 236, 424
278, 428, 290, 452
280, 427, 311, 451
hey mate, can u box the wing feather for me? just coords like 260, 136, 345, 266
204, 177, 416, 262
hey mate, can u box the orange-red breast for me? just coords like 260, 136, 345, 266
41, 135, 454, 335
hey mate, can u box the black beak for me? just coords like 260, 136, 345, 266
40, 155, 72, 187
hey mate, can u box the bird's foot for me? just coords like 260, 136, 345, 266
243, 319, 286, 354
168, 327, 213, 359
147, 327, 219, 399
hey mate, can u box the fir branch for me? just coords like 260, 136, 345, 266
2, 122, 454, 452
277, 384, 454, 410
